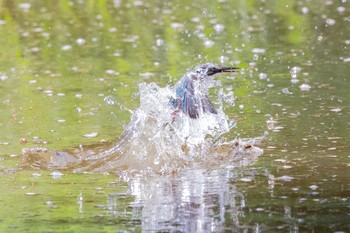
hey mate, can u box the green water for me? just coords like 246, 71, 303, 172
0, 0, 349, 232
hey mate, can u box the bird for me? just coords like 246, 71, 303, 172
170, 63, 239, 119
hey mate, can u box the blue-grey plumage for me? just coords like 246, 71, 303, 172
170, 63, 239, 119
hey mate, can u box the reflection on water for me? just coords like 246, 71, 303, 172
112, 169, 245, 232
98, 164, 348, 232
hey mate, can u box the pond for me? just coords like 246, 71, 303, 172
0, 0, 349, 232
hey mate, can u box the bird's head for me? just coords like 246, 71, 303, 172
191, 63, 239, 80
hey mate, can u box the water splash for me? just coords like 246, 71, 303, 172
22, 71, 264, 175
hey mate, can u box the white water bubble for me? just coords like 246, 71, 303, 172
240, 177, 252, 182
0, 73, 8, 81
337, 6, 346, 13
204, 40, 215, 48
291, 66, 301, 73
343, 57, 350, 62
105, 69, 119, 75
109, 27, 117, 32
25, 192, 37, 196
309, 185, 318, 190
299, 83, 311, 91
51, 171, 63, 179
258, 73, 267, 80
19, 3, 31, 10
170, 23, 184, 30
83, 132, 99, 138
156, 39, 164, 46
301, 7, 309, 14
61, 44, 72, 51
76, 38, 86, 45
277, 175, 293, 181
330, 108, 342, 113
219, 56, 229, 63
282, 88, 290, 94
191, 17, 200, 22
326, 18, 336, 26
251, 48, 266, 53
214, 24, 225, 33
104, 96, 117, 105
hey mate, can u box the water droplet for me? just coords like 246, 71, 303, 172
153, 157, 160, 165
0, 73, 8, 81
104, 96, 116, 105
105, 69, 119, 75
299, 83, 311, 91
109, 27, 117, 32
277, 175, 293, 181
25, 192, 37, 196
282, 88, 290, 94
337, 6, 346, 13
214, 24, 225, 33
156, 39, 164, 46
326, 18, 336, 26
61, 44, 72, 51
258, 73, 267, 80
76, 38, 86, 45
309, 185, 318, 190
330, 107, 342, 112
251, 48, 266, 53
240, 177, 252, 182
343, 57, 350, 62
51, 171, 63, 179
291, 78, 299, 84
32, 172, 42, 177
301, 7, 309, 14
46, 201, 54, 206
19, 3, 31, 10
204, 40, 215, 48
83, 132, 99, 138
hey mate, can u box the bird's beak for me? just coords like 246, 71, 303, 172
220, 67, 239, 73
207, 66, 239, 76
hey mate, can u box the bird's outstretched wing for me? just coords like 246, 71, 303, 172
201, 96, 218, 115
170, 79, 200, 119
182, 90, 200, 119
170, 77, 218, 119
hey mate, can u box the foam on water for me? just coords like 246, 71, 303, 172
22, 73, 264, 175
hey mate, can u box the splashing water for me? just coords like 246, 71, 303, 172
22, 65, 264, 175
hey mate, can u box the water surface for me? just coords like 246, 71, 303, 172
0, 0, 349, 232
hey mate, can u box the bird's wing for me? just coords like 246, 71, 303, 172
201, 96, 218, 114
170, 79, 200, 119
182, 90, 199, 119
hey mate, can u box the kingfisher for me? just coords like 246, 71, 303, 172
170, 63, 239, 119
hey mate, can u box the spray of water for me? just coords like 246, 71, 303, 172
22, 66, 264, 175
